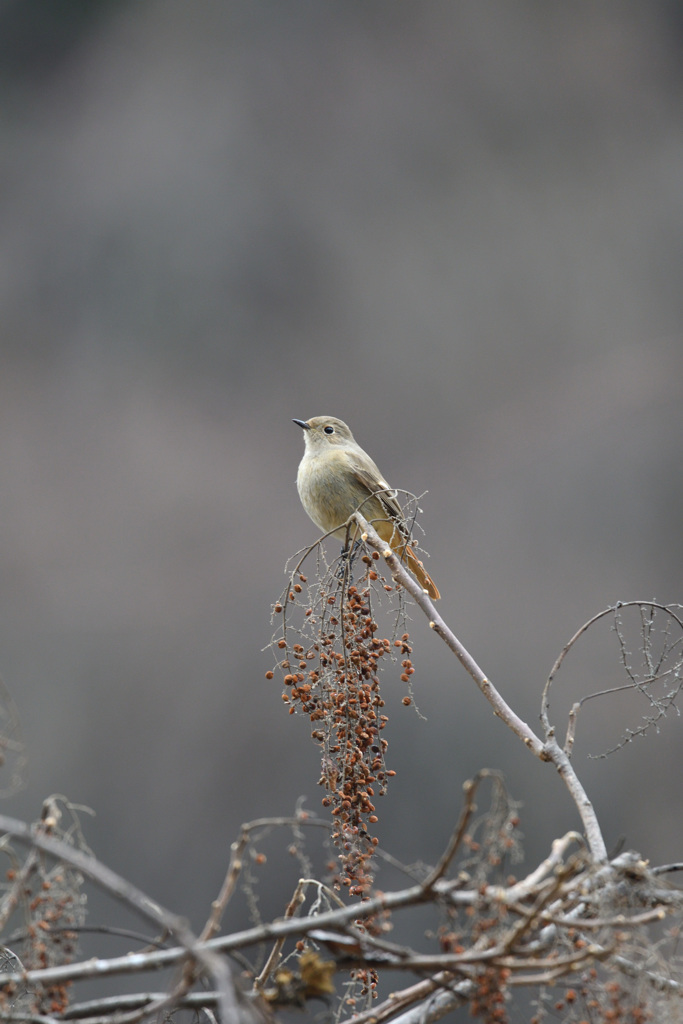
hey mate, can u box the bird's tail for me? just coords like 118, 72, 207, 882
374, 520, 440, 600
402, 543, 440, 600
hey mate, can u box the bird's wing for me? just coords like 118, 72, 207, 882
348, 452, 404, 521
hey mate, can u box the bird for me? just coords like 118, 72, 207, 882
293, 415, 440, 600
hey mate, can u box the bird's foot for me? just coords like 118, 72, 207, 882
335, 540, 362, 583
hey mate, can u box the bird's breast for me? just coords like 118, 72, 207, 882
297, 451, 369, 534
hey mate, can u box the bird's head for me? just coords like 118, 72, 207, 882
293, 416, 356, 452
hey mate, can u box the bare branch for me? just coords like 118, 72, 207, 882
199, 814, 329, 943
0, 813, 192, 945
254, 877, 306, 991
340, 974, 473, 1024
419, 771, 484, 892
350, 513, 547, 760
0, 812, 247, 1024
353, 512, 609, 862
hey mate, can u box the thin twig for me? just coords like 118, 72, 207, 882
199, 814, 329, 943
253, 877, 306, 991
652, 863, 683, 875
420, 771, 489, 892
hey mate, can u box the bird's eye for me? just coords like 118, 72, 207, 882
324, 425, 334, 434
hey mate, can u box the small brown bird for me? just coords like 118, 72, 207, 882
293, 416, 440, 600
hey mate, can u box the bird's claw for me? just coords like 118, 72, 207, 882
335, 539, 362, 583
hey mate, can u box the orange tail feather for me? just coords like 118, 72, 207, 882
403, 543, 440, 600
373, 520, 440, 599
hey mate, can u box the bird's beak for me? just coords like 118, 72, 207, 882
292, 419, 310, 429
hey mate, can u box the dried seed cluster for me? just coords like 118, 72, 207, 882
470, 966, 511, 1023
0, 806, 86, 1019
270, 559, 411, 894
286, 583, 397, 893
533, 975, 652, 1024
19, 867, 83, 1016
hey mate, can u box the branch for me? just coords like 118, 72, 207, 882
339, 975, 473, 1024
0, 813, 190, 943
198, 814, 330, 944
60, 991, 222, 1020
351, 514, 547, 760
254, 877, 306, 990
0, 858, 589, 990
0, 813, 242, 1024
352, 513, 609, 862
494, 831, 585, 902
419, 772, 483, 892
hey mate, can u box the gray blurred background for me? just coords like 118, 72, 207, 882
0, 0, 682, 978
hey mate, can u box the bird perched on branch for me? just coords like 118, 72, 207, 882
293, 415, 440, 600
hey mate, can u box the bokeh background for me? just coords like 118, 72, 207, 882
0, 0, 682, 999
